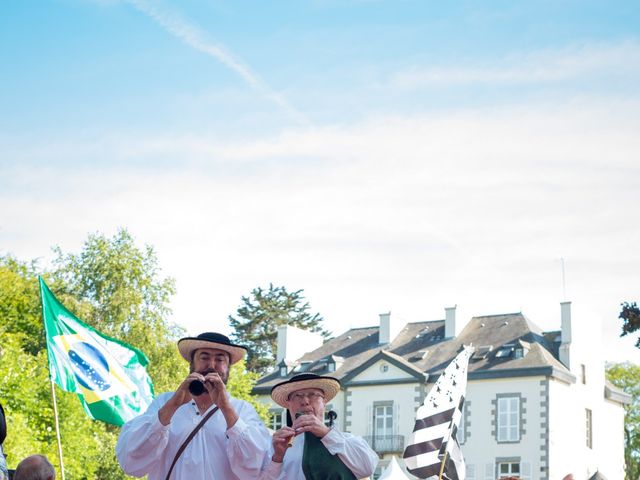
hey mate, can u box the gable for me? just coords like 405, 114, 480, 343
351, 358, 416, 382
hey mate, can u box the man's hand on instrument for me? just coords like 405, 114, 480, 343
271, 427, 295, 463
293, 413, 330, 438
203, 371, 228, 407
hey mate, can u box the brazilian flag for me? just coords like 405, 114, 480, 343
39, 277, 154, 426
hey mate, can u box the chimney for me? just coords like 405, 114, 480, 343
379, 312, 401, 345
559, 301, 572, 369
445, 305, 457, 339
276, 325, 324, 364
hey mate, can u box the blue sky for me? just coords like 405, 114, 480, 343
1, 0, 639, 363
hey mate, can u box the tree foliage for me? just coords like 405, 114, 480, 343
50, 229, 184, 394
227, 360, 269, 423
620, 301, 640, 348
0, 229, 265, 478
0, 257, 44, 355
606, 362, 640, 480
229, 284, 329, 375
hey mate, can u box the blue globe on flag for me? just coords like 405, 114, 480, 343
68, 341, 112, 392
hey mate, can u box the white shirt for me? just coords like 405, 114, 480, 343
116, 392, 271, 480
258, 428, 378, 480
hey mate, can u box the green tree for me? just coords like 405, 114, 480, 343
50, 229, 185, 394
227, 359, 269, 423
229, 284, 329, 375
0, 229, 183, 479
1, 230, 268, 478
0, 331, 110, 478
0, 256, 44, 355
620, 302, 640, 348
606, 362, 640, 480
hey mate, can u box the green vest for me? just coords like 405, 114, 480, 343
301, 431, 357, 480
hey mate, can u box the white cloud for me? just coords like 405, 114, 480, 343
391, 40, 640, 88
1, 96, 639, 363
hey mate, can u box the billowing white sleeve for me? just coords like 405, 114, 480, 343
321, 429, 379, 479
256, 459, 283, 480
225, 401, 272, 479
115, 395, 170, 477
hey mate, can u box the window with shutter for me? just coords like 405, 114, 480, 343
497, 396, 520, 442
466, 464, 476, 480
484, 462, 494, 480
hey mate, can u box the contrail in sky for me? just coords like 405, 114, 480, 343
126, 0, 310, 126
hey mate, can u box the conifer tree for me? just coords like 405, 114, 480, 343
229, 284, 330, 375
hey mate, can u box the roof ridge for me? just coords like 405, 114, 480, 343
405, 319, 445, 325
471, 312, 523, 319
338, 326, 378, 332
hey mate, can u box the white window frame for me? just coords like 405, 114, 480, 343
497, 396, 520, 442
270, 409, 284, 430
497, 461, 520, 478
457, 403, 466, 444
373, 403, 394, 437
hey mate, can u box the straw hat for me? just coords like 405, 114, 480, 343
271, 373, 341, 408
177, 332, 247, 365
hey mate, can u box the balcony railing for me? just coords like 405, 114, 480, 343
364, 434, 404, 453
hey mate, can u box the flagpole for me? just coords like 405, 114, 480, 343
438, 450, 448, 480
48, 376, 66, 480
40, 278, 66, 480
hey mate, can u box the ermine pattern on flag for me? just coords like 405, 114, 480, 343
403, 346, 473, 479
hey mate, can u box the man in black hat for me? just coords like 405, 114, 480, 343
116, 332, 271, 480
259, 373, 378, 479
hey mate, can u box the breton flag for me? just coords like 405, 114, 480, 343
403, 346, 473, 479
39, 277, 154, 426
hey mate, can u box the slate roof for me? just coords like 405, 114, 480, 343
589, 472, 608, 480
254, 311, 604, 394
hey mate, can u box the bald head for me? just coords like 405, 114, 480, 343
14, 455, 55, 480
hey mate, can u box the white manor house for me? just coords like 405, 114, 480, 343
253, 302, 630, 480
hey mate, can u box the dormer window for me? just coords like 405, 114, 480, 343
293, 361, 313, 373
323, 355, 343, 373
471, 345, 493, 361
410, 350, 429, 362
277, 359, 294, 377
495, 344, 515, 358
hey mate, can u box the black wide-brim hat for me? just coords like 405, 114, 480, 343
178, 332, 247, 365
271, 373, 341, 408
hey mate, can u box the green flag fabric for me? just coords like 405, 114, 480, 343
39, 277, 154, 426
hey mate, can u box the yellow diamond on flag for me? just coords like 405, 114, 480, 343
51, 330, 137, 404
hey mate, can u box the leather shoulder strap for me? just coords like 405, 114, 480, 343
164, 406, 219, 480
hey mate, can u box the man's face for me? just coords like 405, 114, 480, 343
286, 387, 326, 420
190, 348, 230, 384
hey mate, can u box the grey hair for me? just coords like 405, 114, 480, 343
14, 455, 55, 480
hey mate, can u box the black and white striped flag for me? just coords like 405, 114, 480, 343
403, 346, 473, 479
